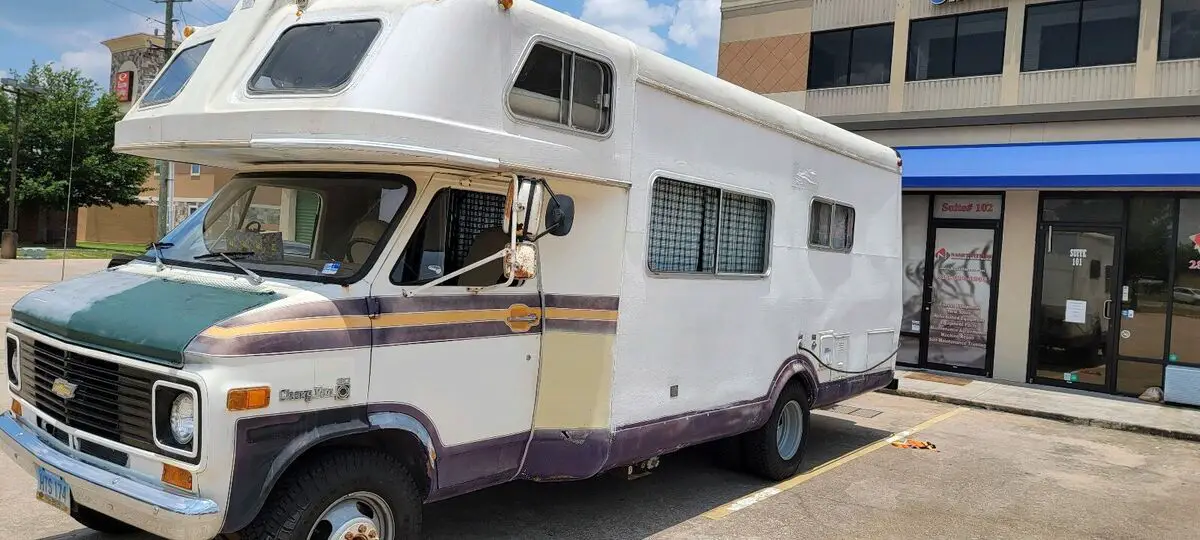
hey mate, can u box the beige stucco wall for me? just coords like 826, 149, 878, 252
855, 117, 1200, 148
992, 190, 1038, 383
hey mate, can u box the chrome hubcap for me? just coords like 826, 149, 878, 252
309, 492, 393, 540
775, 400, 803, 461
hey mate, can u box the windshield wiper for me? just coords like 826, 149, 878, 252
194, 251, 264, 285
147, 242, 174, 271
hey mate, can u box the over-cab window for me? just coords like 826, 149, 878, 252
809, 199, 855, 251
508, 43, 613, 134
390, 188, 512, 287
249, 19, 381, 93
647, 178, 772, 275
141, 40, 213, 106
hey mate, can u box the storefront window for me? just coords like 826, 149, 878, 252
1119, 197, 1174, 360
1041, 197, 1123, 223
1170, 198, 1200, 366
901, 195, 930, 334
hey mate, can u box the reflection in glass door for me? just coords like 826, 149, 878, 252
925, 227, 997, 373
1032, 226, 1120, 389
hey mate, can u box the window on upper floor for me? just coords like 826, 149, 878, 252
647, 178, 772, 276
907, 10, 1007, 81
808, 24, 894, 90
249, 19, 382, 93
508, 43, 613, 135
1160, 0, 1200, 61
809, 199, 855, 252
190, 164, 201, 176
1022, 0, 1141, 72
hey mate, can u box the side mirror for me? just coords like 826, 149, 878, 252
505, 241, 538, 280
543, 194, 575, 237
503, 177, 545, 238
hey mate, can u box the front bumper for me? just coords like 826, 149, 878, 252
0, 411, 222, 540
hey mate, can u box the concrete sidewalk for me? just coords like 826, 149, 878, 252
883, 369, 1200, 442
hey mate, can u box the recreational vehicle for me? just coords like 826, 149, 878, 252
0, 0, 903, 538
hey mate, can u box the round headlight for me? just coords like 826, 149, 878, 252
169, 393, 195, 446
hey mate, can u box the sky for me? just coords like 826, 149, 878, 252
0, 0, 720, 88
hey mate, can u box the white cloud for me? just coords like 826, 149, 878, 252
59, 47, 112, 88
580, 0, 674, 52
667, 0, 720, 48
578, 0, 721, 56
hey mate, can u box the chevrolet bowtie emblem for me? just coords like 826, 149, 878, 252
50, 378, 78, 400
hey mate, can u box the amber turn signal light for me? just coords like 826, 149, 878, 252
227, 386, 271, 411
10, 399, 21, 417
162, 463, 193, 490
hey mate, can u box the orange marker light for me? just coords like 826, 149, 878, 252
162, 464, 193, 490
182, 25, 195, 38
499, 0, 513, 10
10, 399, 21, 417
227, 386, 271, 411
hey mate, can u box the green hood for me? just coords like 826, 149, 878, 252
11, 268, 278, 367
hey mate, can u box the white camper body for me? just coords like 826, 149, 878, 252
0, 0, 902, 538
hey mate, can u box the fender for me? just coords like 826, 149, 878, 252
221, 404, 443, 533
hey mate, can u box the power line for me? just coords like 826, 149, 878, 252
98, 0, 166, 25
196, 0, 229, 21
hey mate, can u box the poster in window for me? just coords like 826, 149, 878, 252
115, 71, 133, 102
926, 228, 995, 370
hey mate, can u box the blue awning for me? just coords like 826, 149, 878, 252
897, 138, 1200, 189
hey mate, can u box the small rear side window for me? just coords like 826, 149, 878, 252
141, 41, 213, 106
249, 19, 382, 93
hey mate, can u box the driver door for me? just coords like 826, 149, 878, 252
367, 182, 542, 492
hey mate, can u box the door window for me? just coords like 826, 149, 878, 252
390, 188, 511, 287
926, 227, 996, 371
1033, 227, 1117, 386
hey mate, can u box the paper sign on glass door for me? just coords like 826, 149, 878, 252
1064, 300, 1087, 324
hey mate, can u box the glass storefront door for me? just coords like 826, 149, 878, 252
899, 193, 1004, 377
1031, 226, 1121, 390
925, 227, 998, 373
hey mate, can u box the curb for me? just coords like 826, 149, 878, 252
878, 388, 1200, 443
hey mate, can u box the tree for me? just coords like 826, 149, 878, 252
1, 62, 151, 243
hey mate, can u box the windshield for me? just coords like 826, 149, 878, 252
149, 173, 413, 281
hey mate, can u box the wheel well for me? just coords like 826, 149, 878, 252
303, 429, 433, 499
785, 372, 817, 408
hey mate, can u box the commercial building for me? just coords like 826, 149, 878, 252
75, 33, 235, 245
719, 0, 1200, 401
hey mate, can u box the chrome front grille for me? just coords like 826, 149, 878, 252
16, 339, 157, 454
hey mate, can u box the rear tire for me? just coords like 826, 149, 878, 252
72, 505, 138, 535
238, 449, 422, 540
742, 382, 810, 480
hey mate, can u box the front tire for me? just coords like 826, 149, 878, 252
238, 449, 422, 540
742, 383, 810, 480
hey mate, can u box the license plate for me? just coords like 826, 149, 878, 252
36, 466, 71, 513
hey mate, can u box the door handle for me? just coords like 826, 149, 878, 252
1103, 299, 1112, 320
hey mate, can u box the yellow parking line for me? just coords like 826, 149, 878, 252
702, 407, 968, 520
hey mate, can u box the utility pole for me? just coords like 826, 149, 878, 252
1, 78, 44, 259
151, 0, 190, 238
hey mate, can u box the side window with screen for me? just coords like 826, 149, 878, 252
508, 43, 613, 134
809, 199, 855, 251
647, 177, 771, 275
249, 19, 381, 92
391, 189, 511, 286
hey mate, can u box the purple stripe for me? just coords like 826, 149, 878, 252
518, 429, 612, 481
374, 320, 538, 347
189, 328, 374, 356
544, 294, 619, 311
377, 294, 541, 313
544, 319, 617, 334
218, 298, 368, 328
